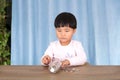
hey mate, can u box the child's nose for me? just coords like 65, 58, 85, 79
61, 32, 65, 36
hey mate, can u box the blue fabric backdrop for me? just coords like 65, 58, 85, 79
12, 0, 120, 65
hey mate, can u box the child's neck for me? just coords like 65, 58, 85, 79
59, 40, 71, 46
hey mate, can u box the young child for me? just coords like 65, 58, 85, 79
41, 12, 87, 68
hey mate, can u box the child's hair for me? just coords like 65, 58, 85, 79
54, 12, 77, 29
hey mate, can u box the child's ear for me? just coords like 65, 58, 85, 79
73, 29, 76, 33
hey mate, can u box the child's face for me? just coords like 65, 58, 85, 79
56, 26, 76, 46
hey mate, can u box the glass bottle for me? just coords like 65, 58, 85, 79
48, 57, 61, 73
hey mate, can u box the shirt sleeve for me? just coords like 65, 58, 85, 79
40, 42, 54, 65
67, 41, 87, 66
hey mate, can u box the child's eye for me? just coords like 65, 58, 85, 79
65, 30, 69, 32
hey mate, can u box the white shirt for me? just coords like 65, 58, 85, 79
41, 40, 87, 66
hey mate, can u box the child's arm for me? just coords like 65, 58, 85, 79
68, 54, 87, 66
67, 41, 87, 66
41, 42, 54, 65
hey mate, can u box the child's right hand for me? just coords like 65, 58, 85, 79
42, 55, 51, 65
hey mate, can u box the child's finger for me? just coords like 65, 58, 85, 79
46, 56, 51, 62
43, 59, 49, 64
42, 56, 51, 65
42, 57, 48, 64
61, 60, 69, 68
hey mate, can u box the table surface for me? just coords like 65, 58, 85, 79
0, 65, 120, 80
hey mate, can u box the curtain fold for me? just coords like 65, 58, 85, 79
12, 0, 120, 65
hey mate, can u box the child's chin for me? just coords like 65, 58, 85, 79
60, 40, 67, 43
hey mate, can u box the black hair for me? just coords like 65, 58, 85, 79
54, 12, 77, 29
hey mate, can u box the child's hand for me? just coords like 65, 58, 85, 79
61, 59, 70, 68
42, 55, 51, 65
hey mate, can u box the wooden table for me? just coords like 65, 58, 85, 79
0, 65, 120, 80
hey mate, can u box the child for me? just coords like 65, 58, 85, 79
41, 12, 87, 68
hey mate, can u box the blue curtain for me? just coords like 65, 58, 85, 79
12, 0, 120, 65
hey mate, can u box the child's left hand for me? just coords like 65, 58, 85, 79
61, 59, 70, 68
